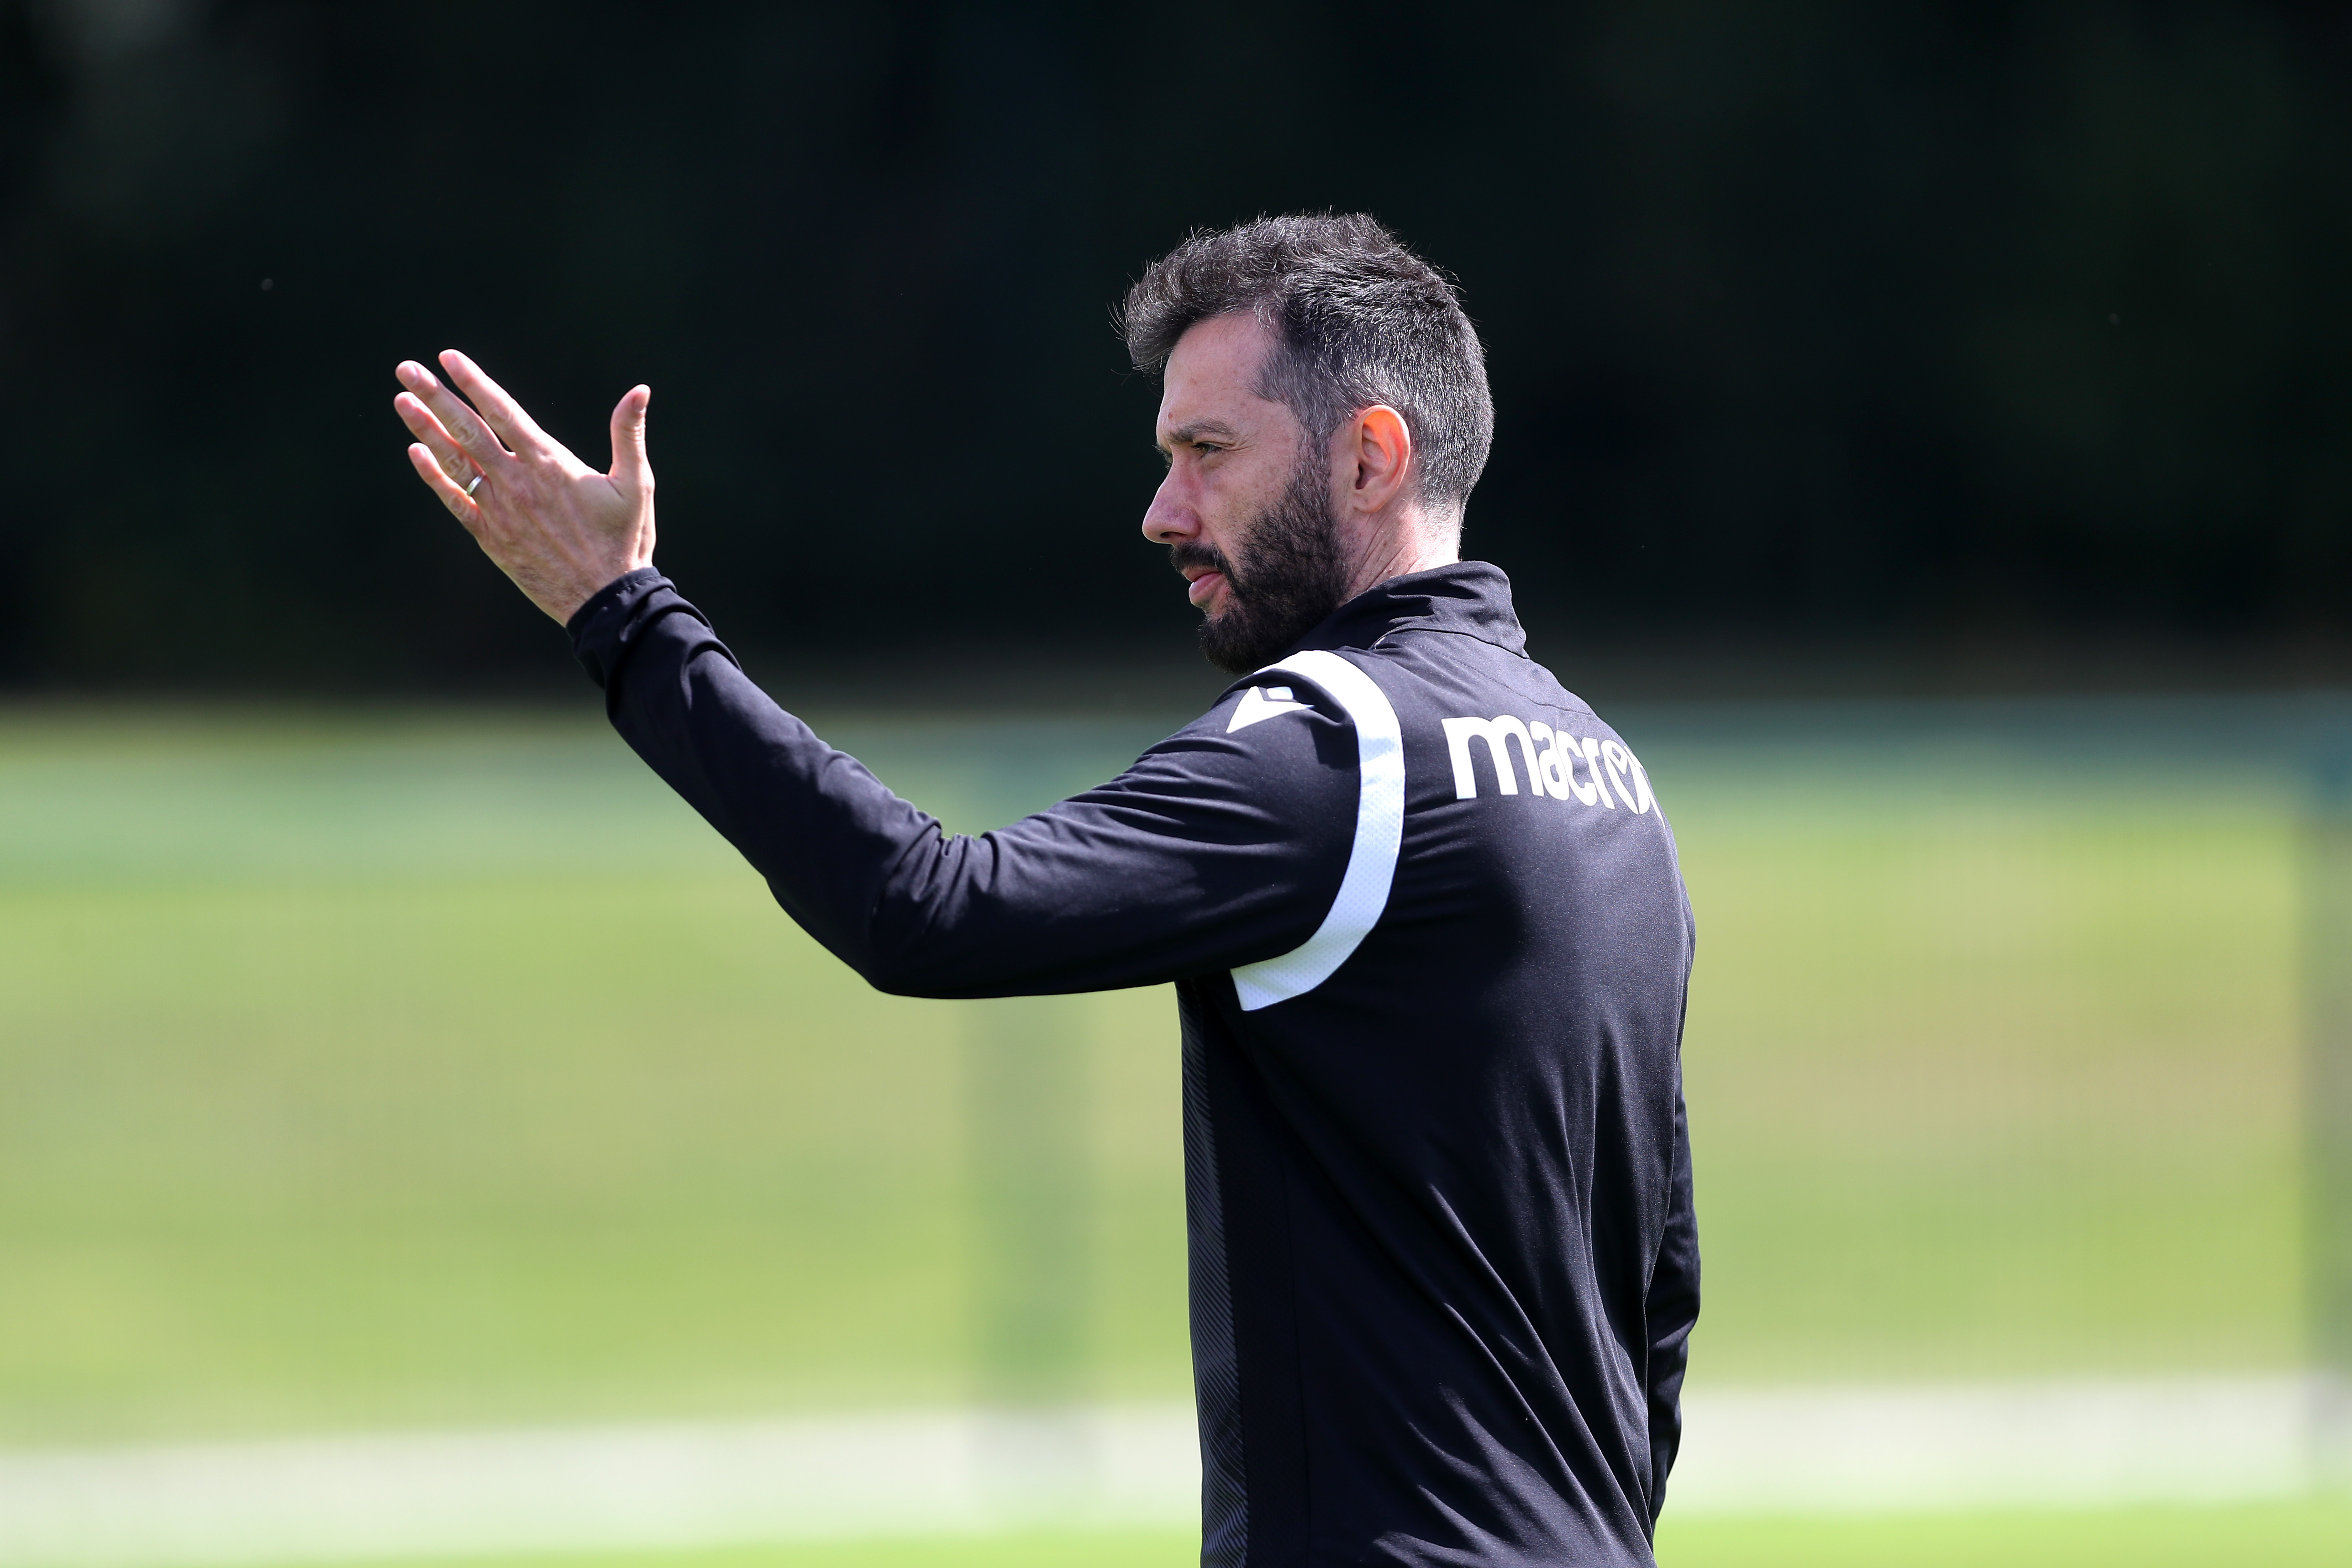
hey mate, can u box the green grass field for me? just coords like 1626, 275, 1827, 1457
1665, 719, 2304, 1381
0, 698, 2328, 1562
238, 1496, 2352, 1568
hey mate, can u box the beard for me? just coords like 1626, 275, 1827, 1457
1173, 456, 1351, 676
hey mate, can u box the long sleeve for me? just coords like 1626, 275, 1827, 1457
568, 570, 1358, 999
1642, 1087, 1701, 1526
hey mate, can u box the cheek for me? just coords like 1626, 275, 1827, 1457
1196, 463, 1274, 541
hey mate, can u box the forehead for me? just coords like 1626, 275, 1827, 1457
1157, 312, 1288, 434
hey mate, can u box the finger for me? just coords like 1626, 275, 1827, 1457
406, 442, 483, 526
438, 350, 554, 456
609, 385, 652, 488
393, 391, 480, 484
396, 358, 512, 471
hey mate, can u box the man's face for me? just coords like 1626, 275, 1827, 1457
1143, 314, 1350, 674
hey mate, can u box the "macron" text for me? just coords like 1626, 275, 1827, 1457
1441, 716, 1654, 813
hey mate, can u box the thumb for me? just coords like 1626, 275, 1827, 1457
609, 384, 652, 488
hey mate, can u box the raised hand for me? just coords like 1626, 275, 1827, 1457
394, 351, 656, 624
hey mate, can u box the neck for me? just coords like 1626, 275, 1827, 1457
1338, 508, 1460, 601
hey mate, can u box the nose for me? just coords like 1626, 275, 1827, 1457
1141, 469, 1196, 547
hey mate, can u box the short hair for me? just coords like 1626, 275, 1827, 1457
1119, 213, 1494, 512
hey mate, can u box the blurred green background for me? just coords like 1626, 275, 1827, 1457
3, 695, 2347, 1563
11, 2, 2352, 1562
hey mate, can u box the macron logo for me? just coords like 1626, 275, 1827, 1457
1441, 715, 1656, 814
1228, 684, 1309, 733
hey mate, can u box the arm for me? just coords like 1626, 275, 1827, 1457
1643, 1087, 1700, 1527
568, 570, 1356, 998
390, 353, 1355, 998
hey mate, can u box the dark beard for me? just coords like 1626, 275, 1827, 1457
1173, 458, 1349, 676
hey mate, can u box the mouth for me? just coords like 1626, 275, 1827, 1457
1184, 568, 1227, 608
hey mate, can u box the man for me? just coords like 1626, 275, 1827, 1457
393, 213, 1698, 1568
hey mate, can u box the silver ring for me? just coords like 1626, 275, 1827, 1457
465, 472, 484, 496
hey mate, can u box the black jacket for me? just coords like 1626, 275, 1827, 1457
571, 560, 1700, 1568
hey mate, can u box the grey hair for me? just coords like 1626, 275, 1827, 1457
1118, 212, 1494, 511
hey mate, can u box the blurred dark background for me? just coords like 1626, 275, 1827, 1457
4, 0, 2350, 699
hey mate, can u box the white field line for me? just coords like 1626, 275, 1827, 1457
1670, 1373, 2325, 1515
0, 1376, 2333, 1566
0, 1407, 1199, 1567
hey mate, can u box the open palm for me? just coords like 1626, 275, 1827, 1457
393, 351, 656, 624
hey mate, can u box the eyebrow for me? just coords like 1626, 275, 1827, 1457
1158, 420, 1242, 451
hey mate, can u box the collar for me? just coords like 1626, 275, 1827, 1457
1288, 560, 1527, 659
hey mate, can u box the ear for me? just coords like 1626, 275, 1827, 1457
1344, 405, 1415, 516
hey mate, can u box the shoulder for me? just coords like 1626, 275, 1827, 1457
1149, 663, 1368, 784
988, 670, 1364, 872
1048, 662, 1378, 828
